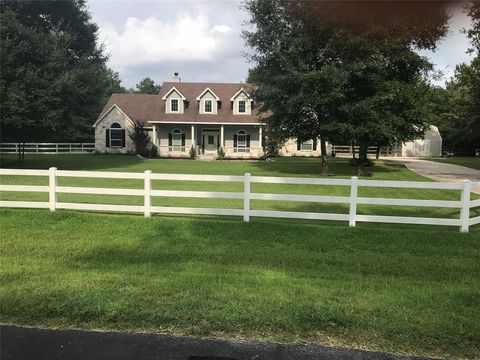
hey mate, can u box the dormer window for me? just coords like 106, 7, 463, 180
204, 100, 212, 113
171, 99, 179, 112
238, 100, 246, 113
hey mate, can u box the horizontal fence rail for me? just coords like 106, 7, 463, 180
0, 168, 479, 232
0, 143, 95, 154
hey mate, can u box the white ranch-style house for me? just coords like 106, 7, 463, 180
94, 73, 321, 158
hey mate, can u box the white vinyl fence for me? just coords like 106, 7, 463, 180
0, 143, 95, 154
0, 168, 479, 233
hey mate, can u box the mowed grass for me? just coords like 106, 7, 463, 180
1, 154, 478, 219
428, 156, 480, 170
1, 155, 480, 357
0, 209, 479, 358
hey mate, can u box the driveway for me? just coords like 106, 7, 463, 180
384, 158, 480, 193
0, 325, 428, 360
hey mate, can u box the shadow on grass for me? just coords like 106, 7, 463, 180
67, 210, 477, 285
249, 157, 408, 178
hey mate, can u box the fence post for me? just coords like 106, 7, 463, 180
144, 170, 151, 217
460, 180, 471, 233
49, 167, 57, 211
243, 173, 251, 222
349, 176, 358, 227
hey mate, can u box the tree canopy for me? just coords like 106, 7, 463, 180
132, 77, 161, 94
244, 0, 450, 175
433, 1, 480, 153
0, 0, 124, 144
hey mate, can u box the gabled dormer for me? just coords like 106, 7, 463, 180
162, 86, 188, 114
230, 88, 252, 115
196, 88, 220, 115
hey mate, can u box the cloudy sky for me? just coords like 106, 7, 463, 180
87, 0, 475, 88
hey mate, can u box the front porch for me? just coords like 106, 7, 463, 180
151, 123, 264, 159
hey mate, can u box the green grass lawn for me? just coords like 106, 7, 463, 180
1, 155, 479, 358
428, 156, 480, 170
1, 209, 479, 358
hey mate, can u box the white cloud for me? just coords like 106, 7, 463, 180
212, 24, 231, 34
99, 12, 234, 68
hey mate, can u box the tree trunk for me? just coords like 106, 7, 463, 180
376, 145, 380, 160
22, 142, 25, 160
357, 144, 371, 176
320, 138, 329, 176
351, 141, 356, 160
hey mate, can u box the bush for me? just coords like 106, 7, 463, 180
217, 146, 226, 160
189, 145, 196, 159
149, 144, 158, 158
128, 123, 151, 155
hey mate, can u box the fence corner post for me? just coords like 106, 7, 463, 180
349, 176, 358, 227
49, 167, 57, 211
243, 173, 251, 222
460, 180, 471, 233
144, 170, 152, 218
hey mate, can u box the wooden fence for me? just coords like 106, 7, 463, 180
0, 143, 95, 154
0, 168, 479, 232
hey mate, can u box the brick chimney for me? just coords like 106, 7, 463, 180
172, 72, 181, 82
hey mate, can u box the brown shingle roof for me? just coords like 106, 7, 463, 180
97, 94, 159, 126
96, 82, 263, 126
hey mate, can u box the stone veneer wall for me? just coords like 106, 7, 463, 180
94, 107, 136, 154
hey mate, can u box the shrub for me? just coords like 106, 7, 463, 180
128, 123, 151, 156
217, 146, 226, 160
149, 144, 158, 158
189, 145, 196, 159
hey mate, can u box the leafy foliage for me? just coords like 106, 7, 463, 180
132, 77, 161, 94
189, 145, 197, 159
434, 58, 480, 151
216, 146, 226, 160
128, 122, 151, 155
0, 0, 124, 144
244, 0, 449, 175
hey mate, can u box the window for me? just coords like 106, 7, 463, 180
204, 99, 212, 113
238, 100, 246, 113
236, 130, 249, 153
109, 123, 123, 148
171, 99, 179, 112
300, 139, 314, 151
171, 128, 182, 151
208, 135, 214, 145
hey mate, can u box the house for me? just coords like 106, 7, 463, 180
94, 73, 321, 158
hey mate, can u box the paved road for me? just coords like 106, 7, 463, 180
384, 158, 480, 192
0, 325, 428, 360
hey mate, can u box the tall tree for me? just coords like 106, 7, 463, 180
244, 0, 450, 175
437, 59, 480, 151
134, 77, 161, 94
0, 0, 122, 150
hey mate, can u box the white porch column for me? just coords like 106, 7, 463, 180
259, 126, 263, 147
153, 125, 158, 146
220, 125, 224, 147
191, 125, 195, 147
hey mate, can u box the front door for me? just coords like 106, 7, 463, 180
205, 134, 218, 152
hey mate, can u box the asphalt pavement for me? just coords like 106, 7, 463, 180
0, 325, 430, 360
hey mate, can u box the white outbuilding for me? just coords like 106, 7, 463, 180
402, 125, 442, 157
